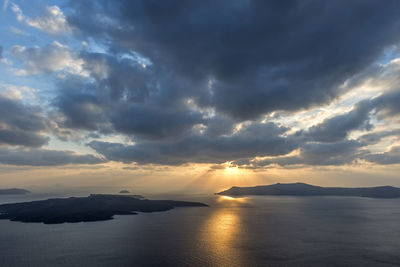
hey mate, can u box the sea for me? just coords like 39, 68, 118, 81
0, 193, 400, 267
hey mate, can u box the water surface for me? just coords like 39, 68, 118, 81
1, 194, 399, 266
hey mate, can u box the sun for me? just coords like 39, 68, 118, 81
225, 166, 239, 174
224, 162, 239, 175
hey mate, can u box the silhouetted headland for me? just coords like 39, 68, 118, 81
0, 194, 207, 224
217, 182, 400, 198
0, 188, 30, 195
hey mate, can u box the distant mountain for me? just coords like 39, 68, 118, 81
0, 188, 30, 195
216, 183, 400, 198
0, 194, 208, 224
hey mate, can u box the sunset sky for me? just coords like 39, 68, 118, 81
1, 0, 400, 193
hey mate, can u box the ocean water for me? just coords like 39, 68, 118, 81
1, 194, 400, 267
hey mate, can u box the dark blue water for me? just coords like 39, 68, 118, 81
1, 194, 400, 266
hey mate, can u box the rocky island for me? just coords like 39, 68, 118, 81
0, 194, 207, 224
0, 188, 30, 195
217, 182, 400, 198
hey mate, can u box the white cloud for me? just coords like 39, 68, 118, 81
3, 0, 8, 11
10, 3, 23, 20
10, 41, 88, 76
11, 4, 72, 35
0, 81, 37, 100
9, 26, 30, 36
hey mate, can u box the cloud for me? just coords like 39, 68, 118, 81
303, 100, 373, 142
54, 85, 107, 131
235, 140, 365, 167
284, 141, 365, 166
372, 90, 400, 118
0, 81, 37, 100
45, 1, 400, 167
88, 122, 295, 165
363, 146, 400, 165
5, 0, 400, 169
10, 42, 86, 76
67, 0, 400, 120
0, 147, 104, 166
53, 52, 205, 139
11, 4, 71, 35
298, 87, 400, 144
358, 129, 400, 145
202, 116, 236, 138
110, 104, 203, 140
3, 0, 8, 11
10, 3, 23, 21
0, 95, 49, 147
9, 26, 30, 36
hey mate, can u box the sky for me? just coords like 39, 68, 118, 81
1, 0, 400, 194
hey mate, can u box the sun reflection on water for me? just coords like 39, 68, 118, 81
220, 195, 236, 201
199, 197, 248, 266
211, 212, 238, 235
218, 195, 249, 204
201, 211, 242, 265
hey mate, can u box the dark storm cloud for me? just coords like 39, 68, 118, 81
110, 104, 203, 140
291, 141, 365, 166
34, 0, 400, 166
202, 116, 236, 138
0, 129, 48, 147
235, 140, 365, 167
53, 52, 206, 140
358, 129, 400, 145
81, 52, 154, 102
67, 0, 400, 120
88, 122, 295, 165
0, 96, 105, 166
363, 146, 400, 165
231, 89, 400, 167
304, 100, 373, 142
0, 96, 49, 147
299, 89, 400, 144
0, 147, 105, 166
372, 90, 400, 117
55, 86, 106, 131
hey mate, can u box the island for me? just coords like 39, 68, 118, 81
119, 190, 130, 194
216, 182, 400, 198
0, 188, 30, 195
0, 194, 207, 224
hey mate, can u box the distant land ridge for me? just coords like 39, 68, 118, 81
217, 182, 400, 198
0, 194, 208, 224
0, 188, 30, 195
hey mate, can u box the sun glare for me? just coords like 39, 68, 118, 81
225, 166, 239, 174
224, 162, 240, 175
